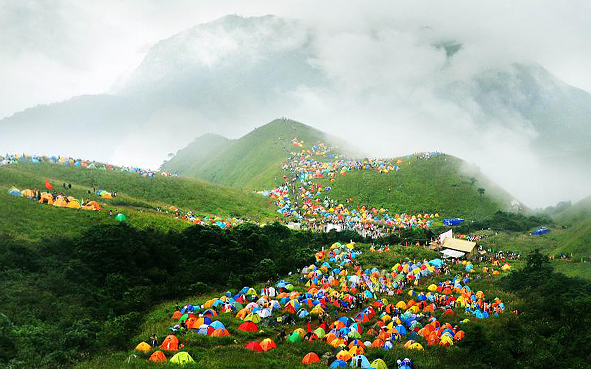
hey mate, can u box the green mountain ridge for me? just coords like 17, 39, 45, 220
162, 119, 349, 190
163, 119, 518, 219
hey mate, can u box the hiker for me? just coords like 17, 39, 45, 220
68, 183, 72, 189
175, 302, 180, 311
277, 328, 286, 342
150, 334, 159, 348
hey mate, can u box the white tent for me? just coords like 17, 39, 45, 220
441, 249, 465, 259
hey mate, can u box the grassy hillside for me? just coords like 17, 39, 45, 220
315, 155, 515, 219
0, 162, 278, 240
161, 119, 347, 190
160, 133, 231, 176
164, 120, 516, 220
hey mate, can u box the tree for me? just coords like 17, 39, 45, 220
477, 188, 485, 196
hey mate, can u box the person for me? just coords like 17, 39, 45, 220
175, 302, 180, 311
109, 210, 113, 216
68, 183, 72, 189
277, 328, 286, 342
150, 334, 158, 348
356, 355, 364, 367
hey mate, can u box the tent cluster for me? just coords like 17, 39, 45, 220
130, 240, 512, 368
0, 154, 174, 177
263, 185, 437, 230
8, 187, 102, 211
171, 308, 230, 337
134, 340, 194, 364
167, 205, 240, 229
259, 141, 439, 233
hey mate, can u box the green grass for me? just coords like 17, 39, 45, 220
75, 243, 520, 369
0, 162, 279, 240
315, 155, 514, 219
163, 119, 516, 220
553, 260, 591, 281
161, 119, 349, 190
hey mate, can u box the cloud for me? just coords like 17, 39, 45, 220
1, 0, 590, 207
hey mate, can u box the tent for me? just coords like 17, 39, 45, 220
134, 341, 151, 352
533, 227, 551, 235
260, 338, 276, 351
245, 341, 263, 352
149, 350, 167, 362
351, 355, 371, 368
115, 213, 127, 222
371, 359, 388, 369
21, 189, 35, 198
443, 218, 465, 226
238, 321, 259, 332
53, 198, 68, 207
160, 335, 179, 351
330, 359, 348, 368
8, 187, 21, 196
170, 352, 194, 365
302, 352, 320, 364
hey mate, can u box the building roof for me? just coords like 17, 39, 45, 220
442, 238, 476, 253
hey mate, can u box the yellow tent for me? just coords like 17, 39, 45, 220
169, 352, 194, 365
67, 200, 81, 209
21, 189, 35, 198
135, 341, 151, 353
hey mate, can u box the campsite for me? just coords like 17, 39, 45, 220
2, 3, 591, 368
2, 123, 591, 369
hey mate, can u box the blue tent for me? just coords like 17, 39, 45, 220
444, 218, 465, 226
533, 227, 551, 235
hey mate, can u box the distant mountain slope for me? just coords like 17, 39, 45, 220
160, 133, 231, 176
315, 154, 516, 219
555, 195, 591, 225
0, 162, 278, 240
166, 120, 517, 219
161, 119, 348, 190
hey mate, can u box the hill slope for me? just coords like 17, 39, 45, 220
166, 120, 517, 219
0, 161, 278, 240
161, 119, 348, 190
316, 154, 515, 219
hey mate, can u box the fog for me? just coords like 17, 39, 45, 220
2, 0, 591, 208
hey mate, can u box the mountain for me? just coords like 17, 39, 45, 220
164, 119, 517, 218
1, 14, 590, 203
162, 119, 348, 190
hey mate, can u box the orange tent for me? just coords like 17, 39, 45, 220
302, 352, 320, 364
172, 311, 182, 320
160, 335, 179, 351
211, 328, 230, 337
149, 350, 167, 362
260, 338, 276, 351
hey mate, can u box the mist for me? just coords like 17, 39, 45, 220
2, 0, 591, 208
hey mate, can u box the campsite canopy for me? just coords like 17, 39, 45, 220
533, 227, 551, 235
170, 352, 194, 365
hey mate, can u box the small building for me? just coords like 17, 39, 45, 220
441, 238, 477, 258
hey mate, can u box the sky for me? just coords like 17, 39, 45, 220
1, 0, 590, 208
2, 0, 591, 119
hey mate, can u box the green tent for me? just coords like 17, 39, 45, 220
287, 332, 301, 343
170, 351, 194, 365
115, 213, 127, 222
